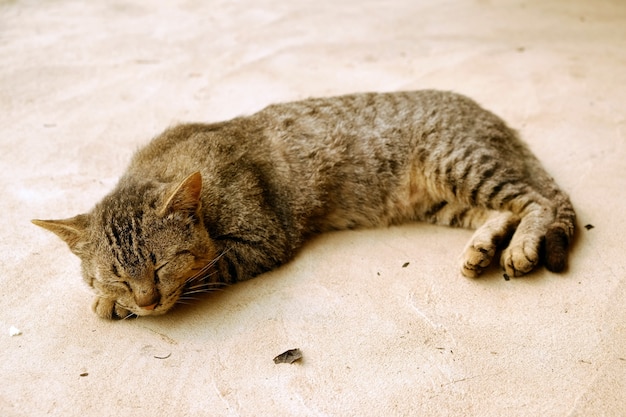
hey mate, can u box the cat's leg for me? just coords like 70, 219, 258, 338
422, 202, 519, 277
460, 210, 520, 278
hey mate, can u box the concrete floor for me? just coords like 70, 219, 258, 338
1, 1, 625, 416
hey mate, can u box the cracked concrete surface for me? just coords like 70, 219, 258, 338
1, 0, 625, 416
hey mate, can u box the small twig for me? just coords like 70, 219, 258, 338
154, 353, 172, 360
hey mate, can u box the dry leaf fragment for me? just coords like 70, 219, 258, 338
273, 348, 302, 364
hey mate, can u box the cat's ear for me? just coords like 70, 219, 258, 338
159, 172, 202, 216
31, 214, 91, 254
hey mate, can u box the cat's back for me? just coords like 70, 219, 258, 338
124, 117, 267, 183
128, 90, 500, 175
258, 89, 490, 134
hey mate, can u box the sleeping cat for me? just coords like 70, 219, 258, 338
33, 90, 576, 319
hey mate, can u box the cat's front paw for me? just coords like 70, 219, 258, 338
92, 297, 133, 320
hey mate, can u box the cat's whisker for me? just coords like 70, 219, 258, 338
185, 281, 228, 290
185, 247, 232, 284
183, 288, 225, 296
184, 280, 229, 292
186, 269, 215, 285
183, 288, 222, 295
185, 265, 213, 284
178, 295, 199, 300
183, 283, 228, 293
121, 313, 135, 320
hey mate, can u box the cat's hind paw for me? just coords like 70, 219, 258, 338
461, 243, 496, 278
500, 237, 540, 277
460, 210, 519, 278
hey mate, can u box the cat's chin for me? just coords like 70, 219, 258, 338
133, 307, 169, 317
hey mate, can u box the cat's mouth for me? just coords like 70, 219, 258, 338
111, 297, 165, 318
128, 303, 166, 317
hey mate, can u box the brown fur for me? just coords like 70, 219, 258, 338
33, 90, 576, 319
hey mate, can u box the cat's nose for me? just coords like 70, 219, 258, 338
134, 290, 160, 310
141, 302, 158, 311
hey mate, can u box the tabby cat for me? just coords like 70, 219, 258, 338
33, 90, 576, 319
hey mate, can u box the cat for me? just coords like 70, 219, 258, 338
33, 90, 576, 320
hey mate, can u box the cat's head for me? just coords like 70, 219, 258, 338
33, 172, 216, 319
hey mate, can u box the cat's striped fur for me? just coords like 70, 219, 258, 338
33, 90, 575, 319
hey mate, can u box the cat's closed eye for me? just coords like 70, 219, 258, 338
154, 263, 167, 281
119, 281, 132, 292
97, 279, 130, 296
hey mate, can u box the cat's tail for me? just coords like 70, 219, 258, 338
543, 190, 576, 272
